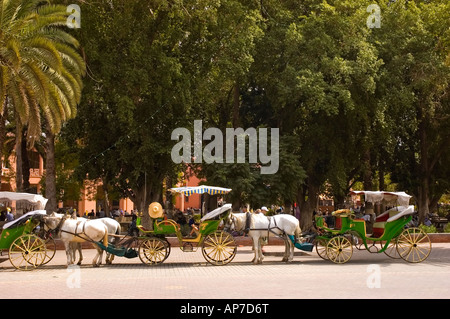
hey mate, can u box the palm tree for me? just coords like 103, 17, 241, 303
0, 0, 85, 210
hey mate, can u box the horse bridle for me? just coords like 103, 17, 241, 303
43, 213, 87, 239
41, 213, 69, 237
225, 212, 284, 236
223, 214, 237, 233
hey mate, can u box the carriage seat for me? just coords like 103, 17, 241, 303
137, 218, 181, 233
137, 224, 151, 232
372, 206, 414, 238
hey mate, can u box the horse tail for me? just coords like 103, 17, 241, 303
114, 222, 121, 245
294, 223, 302, 242
103, 225, 109, 247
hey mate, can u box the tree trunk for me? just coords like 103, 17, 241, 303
101, 178, 110, 218
417, 115, 430, 224
232, 82, 240, 127
21, 130, 30, 192
0, 104, 7, 185
45, 128, 58, 213
362, 148, 374, 215
297, 181, 319, 232
133, 182, 161, 230
15, 119, 23, 192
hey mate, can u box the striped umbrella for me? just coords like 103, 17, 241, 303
169, 186, 232, 196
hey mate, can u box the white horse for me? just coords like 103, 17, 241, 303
227, 212, 302, 264
67, 216, 121, 265
43, 213, 109, 267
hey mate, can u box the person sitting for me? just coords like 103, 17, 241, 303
363, 212, 371, 222
188, 216, 199, 238
6, 207, 14, 222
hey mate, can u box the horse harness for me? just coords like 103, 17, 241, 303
242, 212, 286, 237
50, 214, 99, 243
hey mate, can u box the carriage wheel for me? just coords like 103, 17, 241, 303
381, 241, 401, 259
202, 231, 237, 266
138, 237, 170, 265
326, 236, 353, 264
315, 238, 329, 260
40, 236, 57, 265
9, 235, 47, 271
396, 227, 431, 263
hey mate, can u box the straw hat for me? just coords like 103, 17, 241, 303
148, 202, 164, 218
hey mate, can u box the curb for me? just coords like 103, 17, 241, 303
428, 233, 450, 243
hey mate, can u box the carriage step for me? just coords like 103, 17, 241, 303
287, 235, 314, 252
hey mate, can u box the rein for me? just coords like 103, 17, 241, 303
229, 213, 285, 237
55, 214, 70, 237
46, 215, 98, 244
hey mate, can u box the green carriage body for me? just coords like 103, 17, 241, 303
0, 211, 52, 270
314, 191, 432, 264
137, 216, 223, 238
134, 208, 236, 266
316, 213, 411, 253
0, 216, 41, 250
0, 224, 28, 250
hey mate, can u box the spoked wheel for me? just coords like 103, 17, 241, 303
202, 231, 237, 265
326, 236, 353, 264
381, 241, 401, 259
41, 236, 57, 265
315, 238, 329, 260
138, 237, 170, 265
396, 227, 431, 263
9, 234, 47, 271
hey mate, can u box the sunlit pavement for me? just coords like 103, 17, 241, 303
1, 242, 449, 299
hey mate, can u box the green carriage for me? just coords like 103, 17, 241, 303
0, 192, 56, 270
135, 202, 237, 266
314, 191, 432, 264
98, 186, 237, 266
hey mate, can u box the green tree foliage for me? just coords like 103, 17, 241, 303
58, 0, 449, 229
372, 0, 450, 222
67, 0, 264, 224
0, 0, 85, 141
0, 0, 85, 211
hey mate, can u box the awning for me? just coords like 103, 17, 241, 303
169, 186, 232, 197
0, 192, 48, 210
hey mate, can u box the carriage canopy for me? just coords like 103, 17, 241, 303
3, 210, 47, 229
0, 191, 48, 210
349, 191, 412, 206
200, 203, 232, 222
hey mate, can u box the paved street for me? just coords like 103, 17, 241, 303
1, 242, 449, 300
